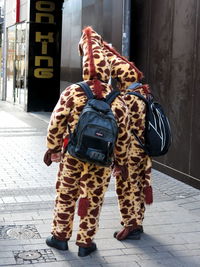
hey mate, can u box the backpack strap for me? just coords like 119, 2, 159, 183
132, 130, 146, 151
126, 92, 148, 104
127, 82, 143, 90
77, 82, 94, 99
126, 91, 148, 153
105, 90, 120, 105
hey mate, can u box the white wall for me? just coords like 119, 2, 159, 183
5, 0, 29, 27
20, 0, 29, 22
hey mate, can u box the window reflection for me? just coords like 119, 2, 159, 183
6, 23, 26, 106
6, 25, 15, 102
15, 23, 26, 105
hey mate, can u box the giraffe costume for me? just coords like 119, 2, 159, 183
103, 42, 153, 240
45, 27, 130, 247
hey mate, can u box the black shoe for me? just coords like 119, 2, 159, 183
78, 242, 97, 257
126, 229, 141, 240
46, 236, 68, 250
138, 225, 144, 233
114, 226, 143, 240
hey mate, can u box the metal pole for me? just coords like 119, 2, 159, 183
16, 0, 20, 23
122, 0, 131, 58
2, 0, 6, 100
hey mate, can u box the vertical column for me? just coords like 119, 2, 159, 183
16, 0, 20, 23
27, 0, 63, 111
122, 0, 130, 58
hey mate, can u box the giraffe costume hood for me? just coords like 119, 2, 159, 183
78, 27, 111, 98
103, 41, 144, 91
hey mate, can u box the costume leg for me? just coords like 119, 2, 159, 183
129, 157, 146, 226
51, 155, 82, 241
137, 156, 152, 225
115, 170, 138, 228
76, 166, 111, 246
115, 141, 152, 228
128, 145, 152, 227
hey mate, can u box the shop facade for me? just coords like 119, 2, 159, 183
2, 0, 125, 110
2, 0, 63, 111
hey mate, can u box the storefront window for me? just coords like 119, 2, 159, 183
15, 23, 26, 106
6, 25, 15, 102
6, 23, 26, 106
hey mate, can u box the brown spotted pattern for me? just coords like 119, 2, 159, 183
103, 42, 143, 92
51, 153, 112, 245
79, 28, 111, 82
116, 86, 152, 227
103, 43, 153, 228
46, 28, 130, 246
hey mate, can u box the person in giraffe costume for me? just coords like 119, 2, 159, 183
44, 26, 130, 257
102, 42, 153, 240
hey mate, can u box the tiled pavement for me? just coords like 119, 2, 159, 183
0, 101, 200, 267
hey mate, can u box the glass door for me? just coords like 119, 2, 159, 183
6, 25, 16, 103
14, 23, 26, 106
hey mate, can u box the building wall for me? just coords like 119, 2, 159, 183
3, 0, 63, 111
131, 0, 200, 188
4, 0, 123, 107
60, 0, 82, 89
20, 0, 29, 22
27, 0, 63, 111
5, 0, 16, 27
4, 0, 29, 106
60, 0, 123, 88
5, 0, 28, 27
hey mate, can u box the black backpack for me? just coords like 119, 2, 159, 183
67, 81, 120, 166
127, 90, 172, 157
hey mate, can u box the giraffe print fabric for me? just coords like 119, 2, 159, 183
103, 43, 153, 236
46, 27, 130, 247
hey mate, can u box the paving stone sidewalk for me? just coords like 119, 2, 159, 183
0, 101, 200, 267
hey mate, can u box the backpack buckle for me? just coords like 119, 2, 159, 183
87, 148, 105, 161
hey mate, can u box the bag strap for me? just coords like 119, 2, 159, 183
132, 129, 146, 150
105, 90, 120, 105
77, 81, 119, 104
127, 82, 143, 90
126, 91, 148, 104
127, 91, 149, 154
77, 81, 94, 99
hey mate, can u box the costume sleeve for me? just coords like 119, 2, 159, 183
46, 86, 74, 152
113, 102, 131, 167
